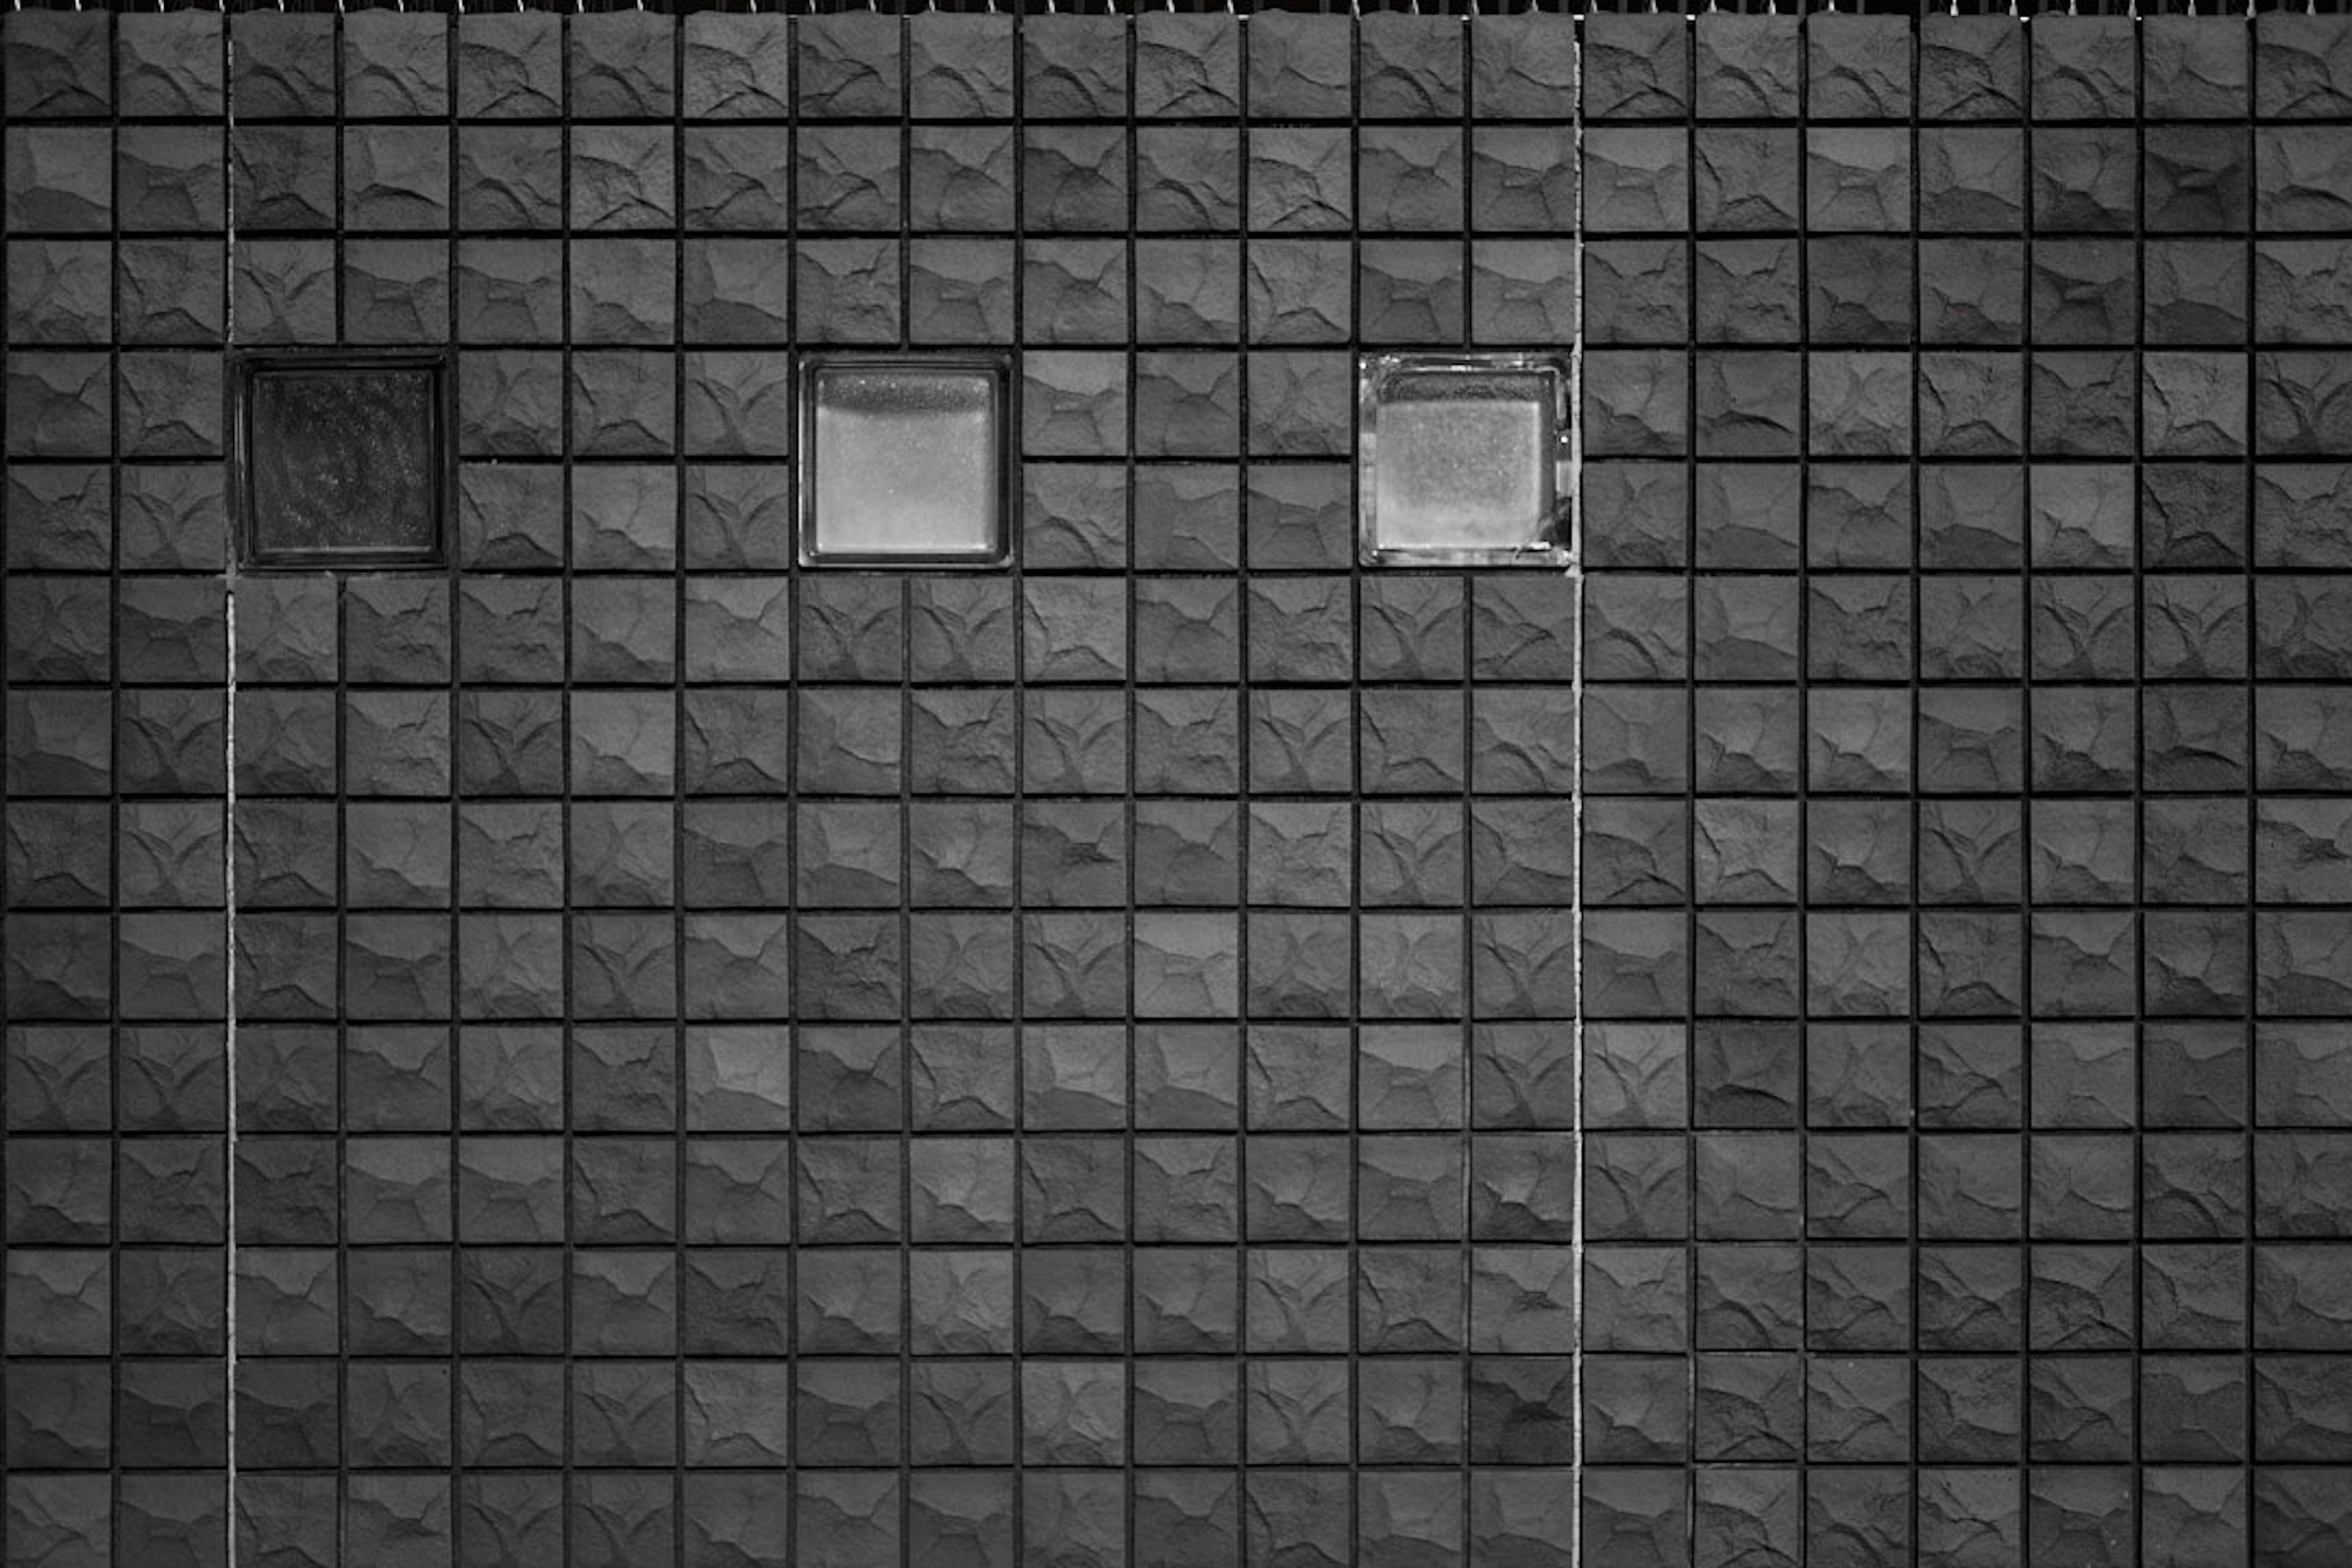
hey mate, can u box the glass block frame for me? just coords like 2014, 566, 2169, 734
228, 349, 453, 570
797, 352, 1013, 568
1357, 352, 1577, 567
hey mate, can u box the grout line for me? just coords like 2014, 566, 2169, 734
1567, 13, 1587, 1568
45, 11, 2335, 1568
669, 10, 691, 1561
221, 586, 240, 1568
1005, 10, 1028, 1562
440, 6, 464, 1549
221, 15, 241, 1567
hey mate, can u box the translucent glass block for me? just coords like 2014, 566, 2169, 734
235, 353, 448, 568
1358, 354, 1573, 567
801, 356, 1008, 567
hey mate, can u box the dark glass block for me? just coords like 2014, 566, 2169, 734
235, 353, 448, 568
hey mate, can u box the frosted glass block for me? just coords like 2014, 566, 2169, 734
801, 357, 1008, 566
1358, 354, 1573, 567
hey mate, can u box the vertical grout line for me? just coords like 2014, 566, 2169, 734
1906, 13, 1925, 1564
1343, 13, 1363, 1567
221, 13, 240, 1567
0, 17, 15, 1567
1566, 12, 1586, 1568
223, 590, 241, 1568
891, 10, 916, 1557
1230, 6, 1253, 1551
2015, 2, 2036, 1545
1, 6, 10, 1562
113, 10, 131, 1543
1118, 17, 1139, 1568
440, 6, 464, 1553
1453, 15, 1473, 1566
329, 99, 355, 1568
781, 7, 804, 1555
669, 11, 690, 1564
896, 605, 916, 1568
1790, 29, 1815, 1559
556, 13, 578, 1562
1678, 8, 1700, 1558
1006, 10, 1029, 1565
2128, 0, 2147, 1517
331, 18, 352, 1565
1, 18, 9, 1568
2238, 4, 2258, 1535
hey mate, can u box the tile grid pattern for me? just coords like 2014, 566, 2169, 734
4, 10, 1585, 1567
1577, 11, 2352, 1566
7, 8, 2351, 1568
3, 9, 238, 1566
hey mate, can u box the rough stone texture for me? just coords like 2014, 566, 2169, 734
1582, 12, 2352, 1567
1, 10, 1577, 1568
4, 13, 235, 1568
7, 12, 2349, 1568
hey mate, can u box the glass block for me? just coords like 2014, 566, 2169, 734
801, 356, 1009, 567
235, 353, 449, 568
1358, 353, 1573, 567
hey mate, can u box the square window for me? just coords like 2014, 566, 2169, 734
233, 352, 450, 569
1358, 353, 1573, 567
801, 355, 1009, 567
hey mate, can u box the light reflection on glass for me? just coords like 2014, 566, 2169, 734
805, 361, 1005, 565
1359, 356, 1571, 567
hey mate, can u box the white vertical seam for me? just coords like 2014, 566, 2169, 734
1567, 12, 1586, 1567
221, 13, 239, 1563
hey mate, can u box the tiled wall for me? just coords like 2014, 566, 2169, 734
2, 7, 2349, 1568
1577, 11, 2352, 1566
4, 10, 238, 1567
1, 9, 1581, 1567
